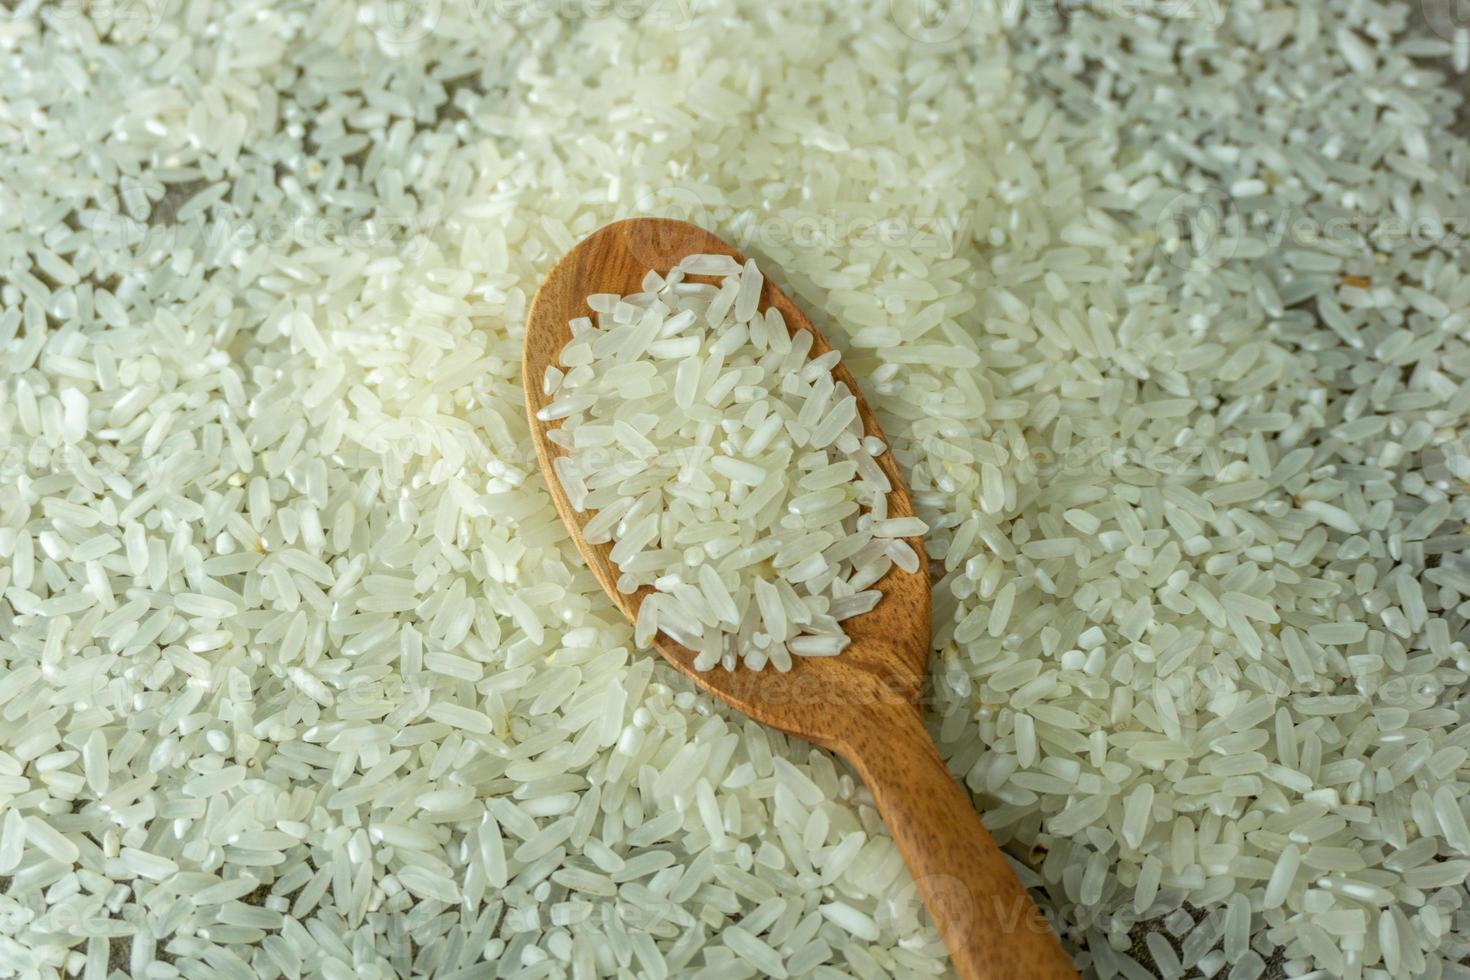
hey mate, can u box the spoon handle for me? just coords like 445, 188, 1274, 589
840, 707, 1077, 980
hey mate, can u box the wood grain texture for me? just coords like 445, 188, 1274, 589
523, 218, 1076, 980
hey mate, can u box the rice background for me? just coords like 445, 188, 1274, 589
1, 0, 1469, 977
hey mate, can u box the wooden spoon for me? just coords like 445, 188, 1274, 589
522, 218, 1077, 980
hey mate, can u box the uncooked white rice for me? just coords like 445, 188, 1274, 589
542, 256, 917, 672
1, 0, 1468, 977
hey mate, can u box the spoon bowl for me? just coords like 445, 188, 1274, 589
523, 217, 1076, 980
523, 218, 930, 734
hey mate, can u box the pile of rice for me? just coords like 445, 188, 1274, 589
543, 254, 922, 673
0, 0, 1467, 977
